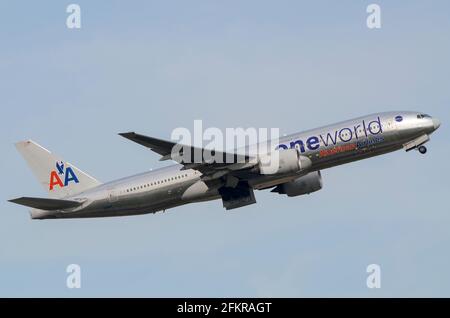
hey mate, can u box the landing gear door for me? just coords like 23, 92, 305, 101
219, 182, 256, 210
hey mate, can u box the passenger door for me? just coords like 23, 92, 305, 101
108, 188, 118, 203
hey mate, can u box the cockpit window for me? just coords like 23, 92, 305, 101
417, 114, 431, 119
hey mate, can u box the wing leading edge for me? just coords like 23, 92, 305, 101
119, 132, 256, 176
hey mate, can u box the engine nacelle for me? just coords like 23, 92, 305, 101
258, 149, 312, 175
272, 171, 323, 197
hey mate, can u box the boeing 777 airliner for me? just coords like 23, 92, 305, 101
9, 111, 441, 219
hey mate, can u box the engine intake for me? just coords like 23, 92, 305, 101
271, 171, 323, 197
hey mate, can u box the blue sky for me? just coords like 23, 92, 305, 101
1, 0, 449, 297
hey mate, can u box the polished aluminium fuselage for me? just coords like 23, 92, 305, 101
31, 111, 439, 219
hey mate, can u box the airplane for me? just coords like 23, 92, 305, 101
9, 111, 441, 219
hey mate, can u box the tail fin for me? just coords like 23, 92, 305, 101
15, 140, 101, 199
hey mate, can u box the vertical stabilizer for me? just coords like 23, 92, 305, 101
15, 140, 101, 198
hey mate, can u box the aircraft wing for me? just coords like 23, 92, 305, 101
119, 132, 179, 158
119, 132, 256, 178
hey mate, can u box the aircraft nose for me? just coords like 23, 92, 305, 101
432, 117, 441, 130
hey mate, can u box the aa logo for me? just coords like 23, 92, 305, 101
49, 161, 79, 190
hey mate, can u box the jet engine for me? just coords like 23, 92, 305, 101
271, 171, 323, 197
258, 149, 312, 175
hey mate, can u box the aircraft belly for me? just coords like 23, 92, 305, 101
55, 180, 197, 218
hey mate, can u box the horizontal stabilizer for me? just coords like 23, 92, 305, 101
9, 197, 83, 210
